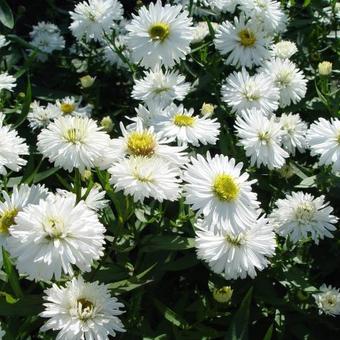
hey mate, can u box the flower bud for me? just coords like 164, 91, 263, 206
101, 116, 114, 133
213, 286, 233, 303
200, 103, 215, 117
318, 61, 332, 76
81, 169, 92, 181
80, 75, 95, 88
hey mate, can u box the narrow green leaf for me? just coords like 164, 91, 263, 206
0, 0, 14, 29
0, 295, 43, 316
33, 167, 60, 184
263, 324, 273, 340
14, 78, 32, 129
141, 235, 195, 252
0, 291, 19, 304
2, 248, 23, 298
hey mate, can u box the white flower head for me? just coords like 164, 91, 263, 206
55, 96, 93, 118
272, 40, 297, 59
0, 113, 29, 175
132, 66, 191, 107
40, 276, 125, 338
307, 118, 340, 173
109, 155, 181, 203
7, 194, 106, 281
235, 109, 289, 169
126, 0, 193, 68
69, 0, 123, 42
0, 72, 16, 92
313, 284, 340, 316
208, 0, 239, 13
270, 191, 338, 244
192, 21, 218, 44
183, 153, 260, 233
195, 214, 276, 280
37, 116, 113, 172
214, 15, 271, 68
221, 68, 279, 115
28, 101, 61, 130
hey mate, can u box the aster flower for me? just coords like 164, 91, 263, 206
208, 0, 239, 13
28, 101, 61, 130
269, 191, 338, 244
7, 194, 106, 281
0, 113, 29, 175
307, 118, 340, 173
69, 0, 123, 42
0, 72, 16, 92
37, 116, 114, 172
279, 113, 307, 155
272, 40, 297, 59
40, 276, 125, 339
262, 58, 307, 108
313, 284, 340, 316
195, 215, 276, 280
183, 153, 259, 233
132, 66, 191, 107
55, 96, 93, 118
126, 0, 193, 68
235, 109, 289, 169
192, 21, 218, 44
214, 15, 271, 68
221, 68, 279, 115
109, 155, 181, 202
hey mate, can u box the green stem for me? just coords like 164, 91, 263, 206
74, 169, 82, 203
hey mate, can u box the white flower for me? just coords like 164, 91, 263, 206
272, 40, 297, 59
0, 323, 5, 339
313, 284, 340, 316
221, 68, 279, 115
192, 21, 218, 44
0, 35, 9, 48
7, 195, 106, 281
102, 36, 130, 69
262, 58, 307, 108
208, 0, 239, 13
69, 0, 123, 42
28, 101, 61, 130
55, 96, 93, 118
195, 215, 276, 280
110, 120, 188, 166
235, 109, 289, 169
270, 191, 338, 244
307, 118, 340, 173
40, 276, 125, 339
37, 116, 113, 172
279, 113, 307, 155
132, 66, 191, 107
239, 0, 287, 33
29, 22, 65, 61
126, 0, 193, 68
214, 15, 271, 68
109, 155, 181, 202
183, 153, 259, 233
0, 72, 16, 92
149, 103, 220, 146
0, 113, 29, 175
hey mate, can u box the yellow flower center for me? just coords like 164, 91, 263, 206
127, 132, 156, 157
173, 114, 195, 127
258, 131, 271, 143
43, 217, 64, 239
64, 128, 83, 144
225, 233, 244, 246
60, 103, 76, 114
149, 22, 170, 42
295, 203, 315, 223
213, 174, 239, 202
276, 70, 293, 87
238, 29, 256, 47
77, 298, 94, 320
0, 209, 18, 234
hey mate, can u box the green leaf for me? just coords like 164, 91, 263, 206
263, 324, 273, 340
0, 291, 19, 304
33, 167, 60, 184
0, 295, 43, 316
0, 0, 14, 29
2, 248, 23, 298
141, 235, 195, 252
14, 77, 32, 129
7, 34, 45, 53
225, 287, 253, 340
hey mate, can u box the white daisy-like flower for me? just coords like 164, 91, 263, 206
221, 68, 279, 115
37, 116, 114, 172
279, 113, 307, 155
272, 40, 297, 59
55, 96, 93, 118
239, 0, 287, 33
191, 21, 218, 44
195, 215, 276, 280
0, 72, 16, 92
28, 101, 61, 130
214, 15, 271, 68
0, 323, 5, 339
0, 35, 9, 48
7, 194, 106, 281
208, 0, 239, 13
69, 0, 123, 42
183, 153, 259, 233
132, 66, 191, 107
0, 113, 29, 175
235, 109, 289, 169
29, 21, 65, 61
109, 155, 181, 202
110, 120, 187, 166
307, 118, 340, 173
313, 284, 340, 316
150, 103, 220, 146
262, 58, 307, 108
126, 0, 193, 68
270, 191, 338, 244
40, 276, 125, 339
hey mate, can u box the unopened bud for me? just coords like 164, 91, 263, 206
200, 102, 215, 117
101, 116, 114, 133
318, 61, 332, 76
80, 75, 95, 88
213, 286, 233, 303
81, 169, 92, 181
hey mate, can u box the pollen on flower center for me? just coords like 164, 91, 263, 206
213, 174, 240, 202
43, 217, 64, 239
295, 202, 316, 223
127, 132, 156, 156
64, 128, 83, 144
149, 22, 170, 42
243, 82, 261, 101
60, 103, 76, 114
77, 298, 95, 320
0, 209, 18, 234
225, 233, 244, 246
258, 131, 271, 143
238, 29, 257, 47
173, 114, 195, 127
